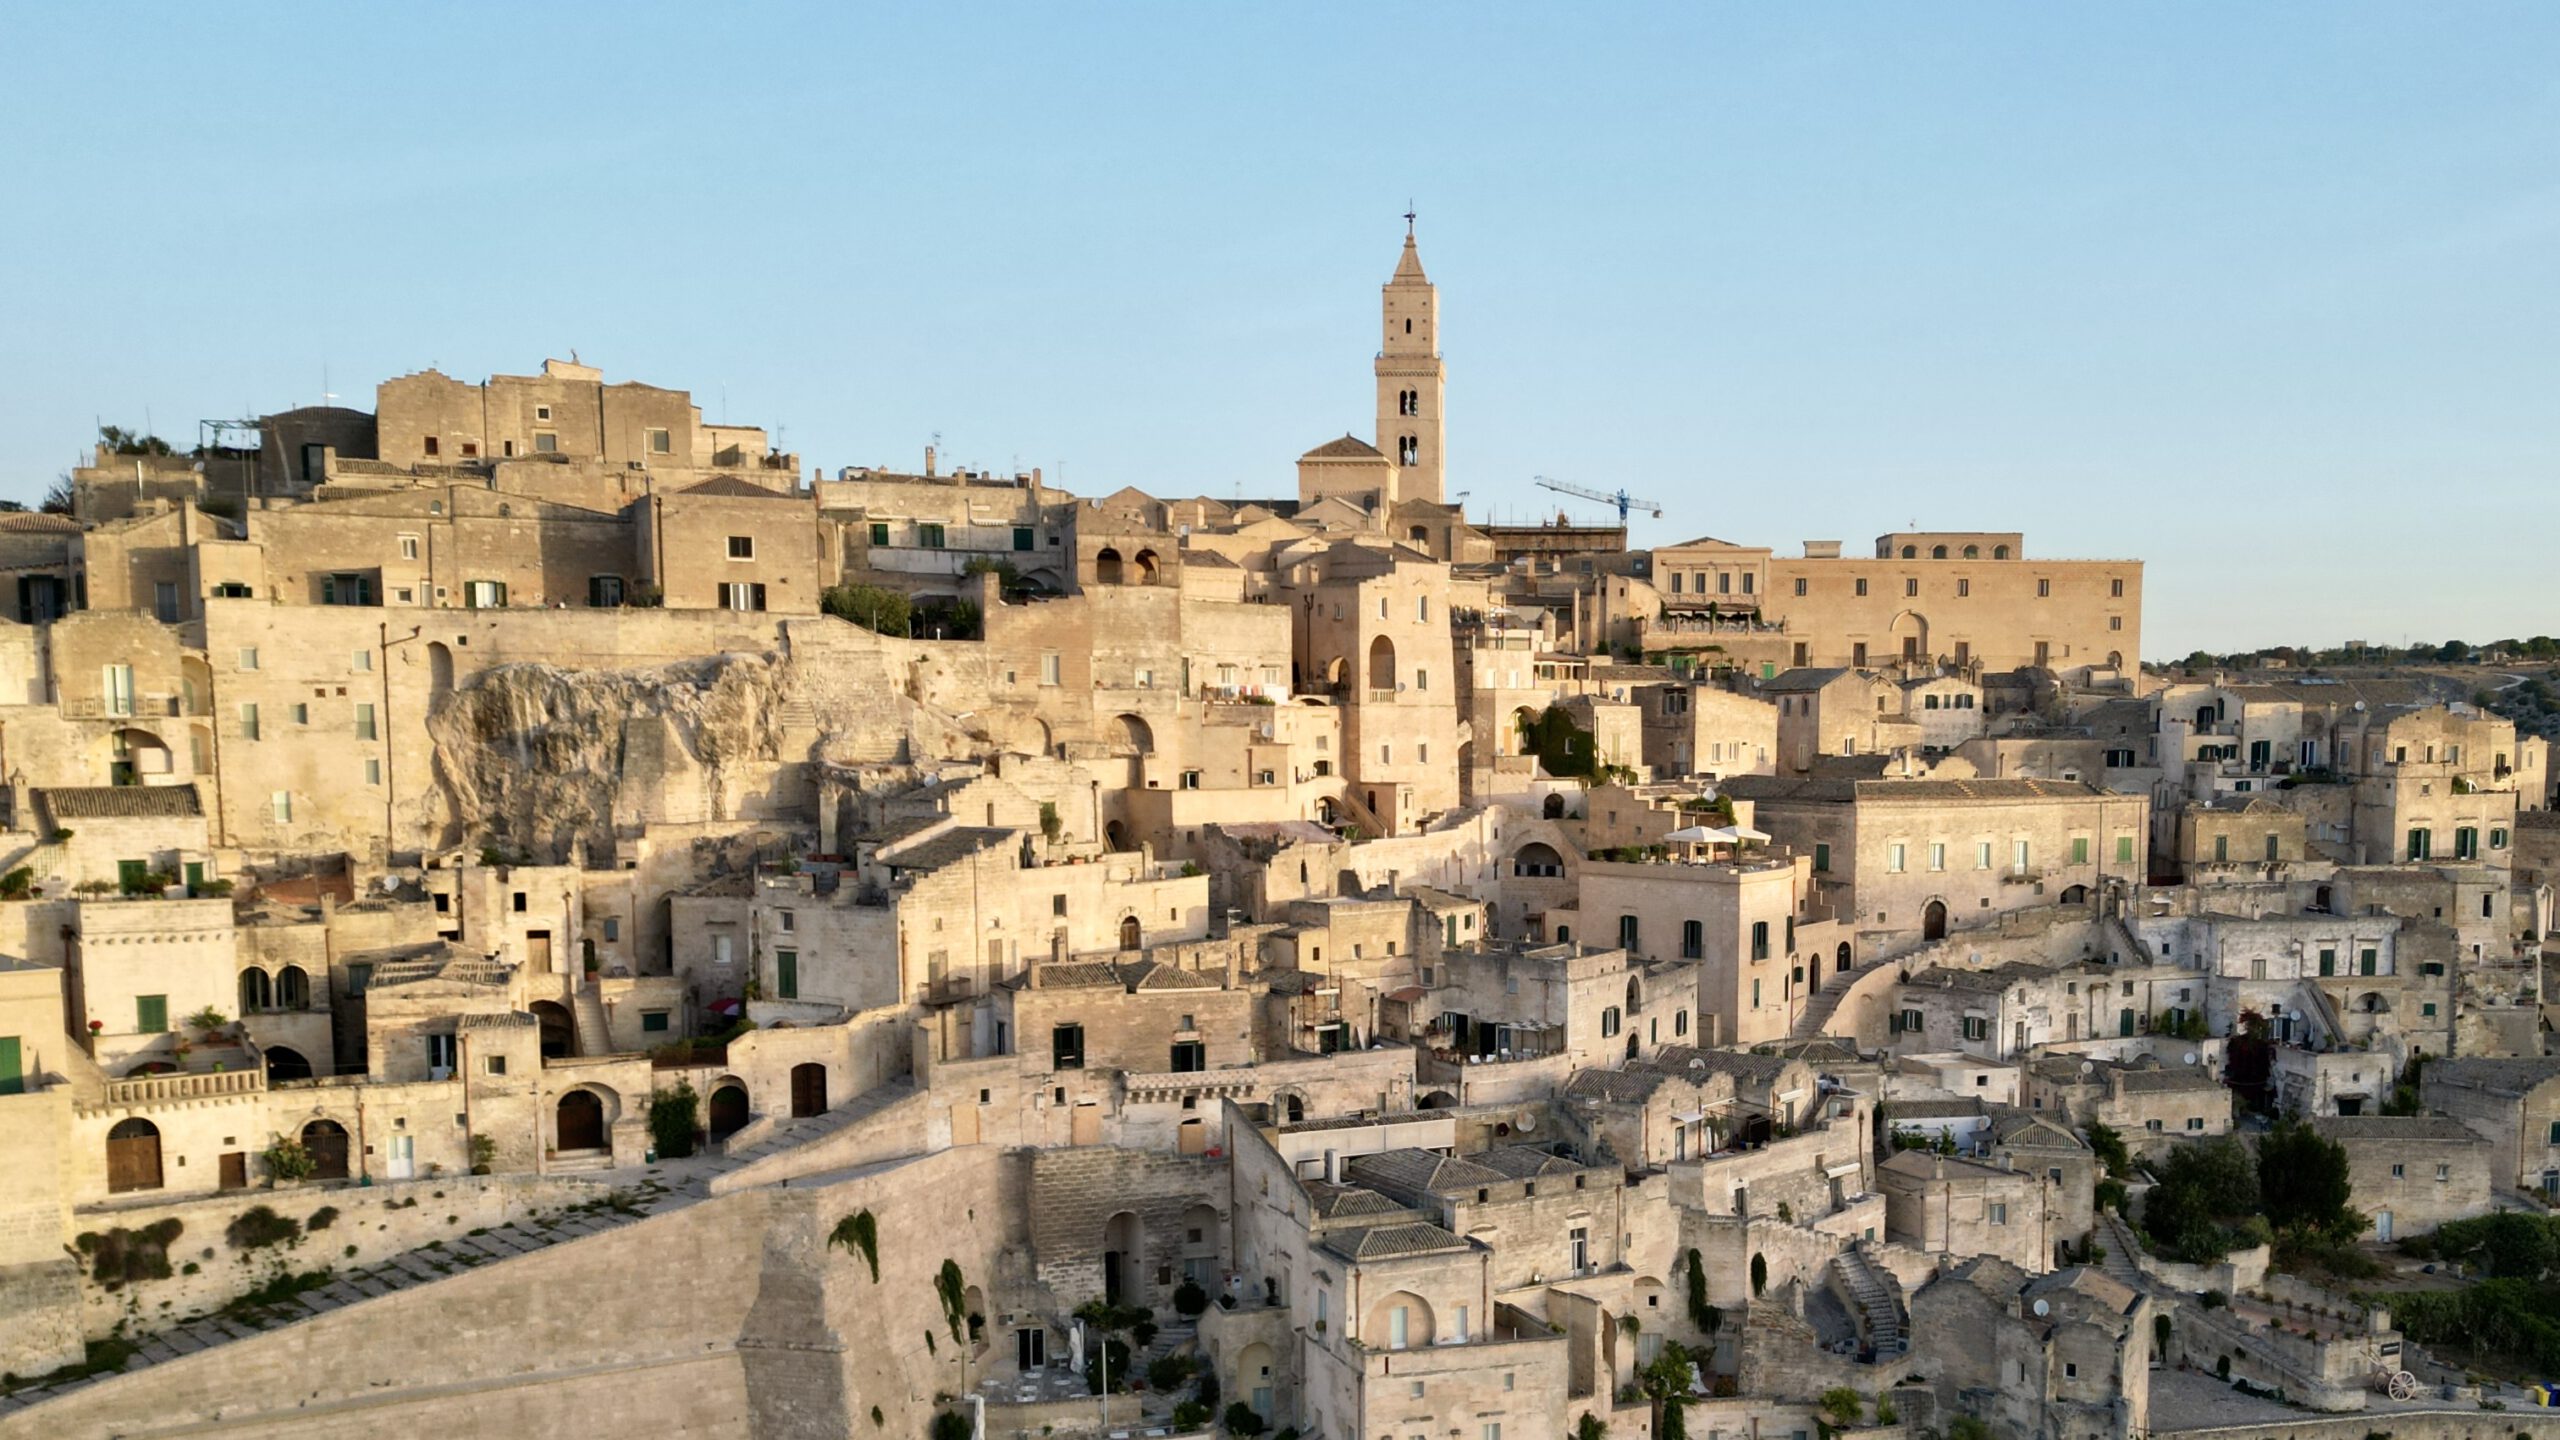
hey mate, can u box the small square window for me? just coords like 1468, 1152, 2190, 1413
486, 1054, 508, 1075
727, 535, 754, 560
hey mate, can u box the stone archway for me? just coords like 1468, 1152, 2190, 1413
1103, 1210, 1143, 1306
107, 1117, 163, 1193
264, 1046, 314, 1083
302, 1119, 350, 1179
557, 1090, 607, 1152
709, 1082, 750, 1140
1923, 900, 1948, 942
530, 1000, 574, 1059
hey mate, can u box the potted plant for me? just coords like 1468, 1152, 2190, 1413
469, 1134, 497, 1175
263, 1135, 318, 1187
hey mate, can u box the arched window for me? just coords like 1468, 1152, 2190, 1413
276, 965, 310, 1010
239, 968, 272, 1013
1398, 436, 1419, 466
1931, 545, 1948, 559
1900, 545, 1917, 559
1962, 545, 1979, 558
1993, 545, 2011, 559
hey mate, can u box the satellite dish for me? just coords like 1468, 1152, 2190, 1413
2079, 1060, 2095, 1077
2185, 1052, 2200, 1066
1517, 1113, 1538, 1132
2032, 1298, 2051, 1317
379, 876, 400, 894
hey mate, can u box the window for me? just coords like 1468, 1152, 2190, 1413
588, 575, 626, 607
2493, 827, 2510, 849
869, 522, 890, 546
1681, 920, 1703, 959
919, 524, 946, 549
1052, 1024, 1085, 1070
1977, 842, 1992, 870
102, 664, 134, 717
534, 431, 558, 453
1988, 1202, 2008, 1225
1889, 843, 1906, 873
535, 405, 552, 422
646, 428, 671, 455
2117, 834, 2136, 863
1962, 1016, 1988, 1042
641, 1010, 670, 1033
2036, 578, 2051, 598
1813, 842, 1830, 872
1180, 770, 1202, 790
721, 582, 767, 611
238, 647, 260, 671
2071, 837, 2089, 865
270, 790, 292, 823
486, 1054, 508, 1076
153, 580, 180, 622
1854, 578, 1868, 597
364, 758, 382, 786
355, 702, 377, 740
1569, 1225, 1590, 1271
2456, 827, 2479, 860
2013, 839, 2031, 873
1750, 920, 1770, 960
2407, 827, 2432, 860
1795, 577, 1808, 596
1013, 525, 1035, 552
2318, 948, 2336, 976
2185, 1116, 2207, 1131
1388, 1304, 1410, 1349
399, 534, 421, 561
466, 580, 507, 609
2391, 1164, 2405, 1178
1040, 653, 1061, 686
2110, 616, 2124, 631
2436, 1164, 2451, 1181
1904, 578, 1919, 598
2360, 947, 2378, 975
1956, 578, 1969, 597
136, 994, 168, 1033
1929, 842, 1946, 872
603, 918, 621, 942
2111, 577, 2125, 597
1618, 915, 1639, 950
726, 535, 754, 560
1170, 1041, 1205, 1072
353, 649, 373, 671
290, 702, 309, 726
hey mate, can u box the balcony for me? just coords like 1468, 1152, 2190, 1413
92, 1066, 265, 1109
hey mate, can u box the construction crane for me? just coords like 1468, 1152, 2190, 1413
1533, 475, 1664, 526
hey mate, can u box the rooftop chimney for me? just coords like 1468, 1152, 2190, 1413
924, 445, 937, 477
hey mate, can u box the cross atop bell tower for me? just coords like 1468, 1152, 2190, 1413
1375, 212, 1445, 504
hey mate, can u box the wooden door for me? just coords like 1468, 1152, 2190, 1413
790, 1063, 827, 1118
709, 1085, 749, 1141
558, 1091, 605, 1150
219, 1151, 248, 1190
304, 1121, 350, 1179
1071, 1102, 1101, 1145
106, 1119, 162, 1193
526, 931, 553, 974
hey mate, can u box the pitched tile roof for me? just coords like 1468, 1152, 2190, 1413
2311, 1115, 2485, 1145
1302, 434, 1385, 461
1322, 1222, 1468, 1262
37, 784, 203, 821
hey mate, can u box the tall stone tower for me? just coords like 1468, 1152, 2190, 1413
1374, 224, 1445, 505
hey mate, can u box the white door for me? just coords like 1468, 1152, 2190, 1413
2375, 1209, 2393, 1242
387, 1135, 415, 1180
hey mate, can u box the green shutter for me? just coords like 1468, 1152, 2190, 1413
776, 948, 798, 1000
0, 1036, 20, 1096
2118, 1008, 2135, 1037
137, 995, 168, 1034
1813, 843, 1830, 873
117, 859, 150, 893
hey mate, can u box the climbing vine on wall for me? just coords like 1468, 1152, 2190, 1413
829, 1209, 880, 1281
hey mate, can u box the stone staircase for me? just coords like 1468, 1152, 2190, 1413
1794, 957, 1889, 1039
2095, 1212, 2146, 1287
571, 983, 613, 1057
0, 1077, 918, 1419
1829, 1244, 1906, 1359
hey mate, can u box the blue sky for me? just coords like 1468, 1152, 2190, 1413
3, 4, 2553, 657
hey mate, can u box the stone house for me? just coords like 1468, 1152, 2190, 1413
2422, 1055, 2560, 1196
2309, 1114, 2493, 1240
1878, 1149, 2053, 1271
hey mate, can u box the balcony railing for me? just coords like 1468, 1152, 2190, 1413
98, 1067, 265, 1107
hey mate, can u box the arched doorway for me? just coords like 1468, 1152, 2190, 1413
1235, 1341, 1276, 1422
530, 1000, 574, 1059
1134, 549, 1159, 585
1922, 900, 1948, 942
1104, 820, 1131, 851
1889, 611, 1929, 663
1108, 713, 1154, 756
264, 1046, 313, 1083
1367, 635, 1397, 691
1542, 792, 1566, 820
1836, 941, 1852, 977
1102, 1210, 1143, 1305
107, 1117, 164, 1193
427, 641, 454, 694
709, 1083, 750, 1140
1417, 1090, 1457, 1110
1094, 548, 1124, 586
2060, 884, 2089, 905
1119, 915, 1142, 951
790, 1062, 828, 1118
557, 1090, 606, 1152
302, 1119, 350, 1179
1808, 949, 1821, 990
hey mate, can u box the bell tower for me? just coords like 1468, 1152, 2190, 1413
1374, 214, 1445, 505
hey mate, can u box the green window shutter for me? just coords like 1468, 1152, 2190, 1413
2116, 835, 2134, 863
117, 859, 150, 893
137, 995, 168, 1034
776, 949, 799, 1000
1013, 527, 1034, 552
0, 1036, 20, 1096
2318, 949, 2335, 976
869, 523, 889, 545
1813, 843, 1830, 872
2072, 838, 2089, 865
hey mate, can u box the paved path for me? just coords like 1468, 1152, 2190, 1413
0, 1078, 914, 1417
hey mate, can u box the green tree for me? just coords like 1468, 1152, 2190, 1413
2141, 1136, 2265, 1263
1638, 1341, 1698, 1440
2084, 1120, 2131, 1179
822, 582, 911, 636
647, 1081, 700, 1159
2258, 1119, 2361, 1240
